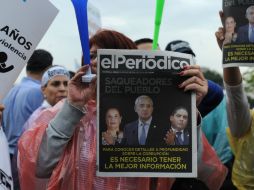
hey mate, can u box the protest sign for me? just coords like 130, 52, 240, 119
222, 0, 254, 67
0, 0, 58, 101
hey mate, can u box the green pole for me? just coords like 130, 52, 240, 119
152, 0, 165, 50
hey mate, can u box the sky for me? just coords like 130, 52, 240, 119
16, 0, 226, 82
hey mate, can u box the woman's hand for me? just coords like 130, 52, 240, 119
178, 65, 208, 106
215, 11, 225, 49
67, 65, 96, 108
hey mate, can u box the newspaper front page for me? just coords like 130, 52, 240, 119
97, 49, 197, 178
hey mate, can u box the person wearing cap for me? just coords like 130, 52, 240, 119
16, 66, 70, 190
164, 39, 227, 187
22, 66, 70, 132
166, 39, 235, 189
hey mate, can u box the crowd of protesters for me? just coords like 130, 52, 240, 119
0, 9, 253, 190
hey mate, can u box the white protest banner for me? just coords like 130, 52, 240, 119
0, 127, 13, 190
0, 0, 58, 101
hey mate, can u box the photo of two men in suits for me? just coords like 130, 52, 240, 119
122, 95, 190, 146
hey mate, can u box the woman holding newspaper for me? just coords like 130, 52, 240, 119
18, 29, 227, 190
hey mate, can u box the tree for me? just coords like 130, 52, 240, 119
243, 68, 254, 108
201, 67, 223, 87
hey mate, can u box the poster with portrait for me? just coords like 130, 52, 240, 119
96, 49, 197, 177
222, 0, 254, 67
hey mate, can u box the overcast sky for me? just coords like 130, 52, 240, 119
17, 0, 226, 82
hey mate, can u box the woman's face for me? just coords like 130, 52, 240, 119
90, 44, 99, 74
42, 75, 69, 106
106, 108, 122, 130
225, 17, 236, 33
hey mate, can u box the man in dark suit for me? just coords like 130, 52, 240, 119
236, 5, 254, 43
123, 95, 162, 146
164, 106, 190, 145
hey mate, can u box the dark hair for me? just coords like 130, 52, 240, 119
26, 49, 53, 73
134, 38, 153, 46
165, 40, 196, 57
106, 107, 122, 116
171, 106, 188, 116
89, 29, 137, 50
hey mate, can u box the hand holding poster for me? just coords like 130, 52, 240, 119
0, 0, 58, 101
97, 49, 197, 177
222, 0, 254, 67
